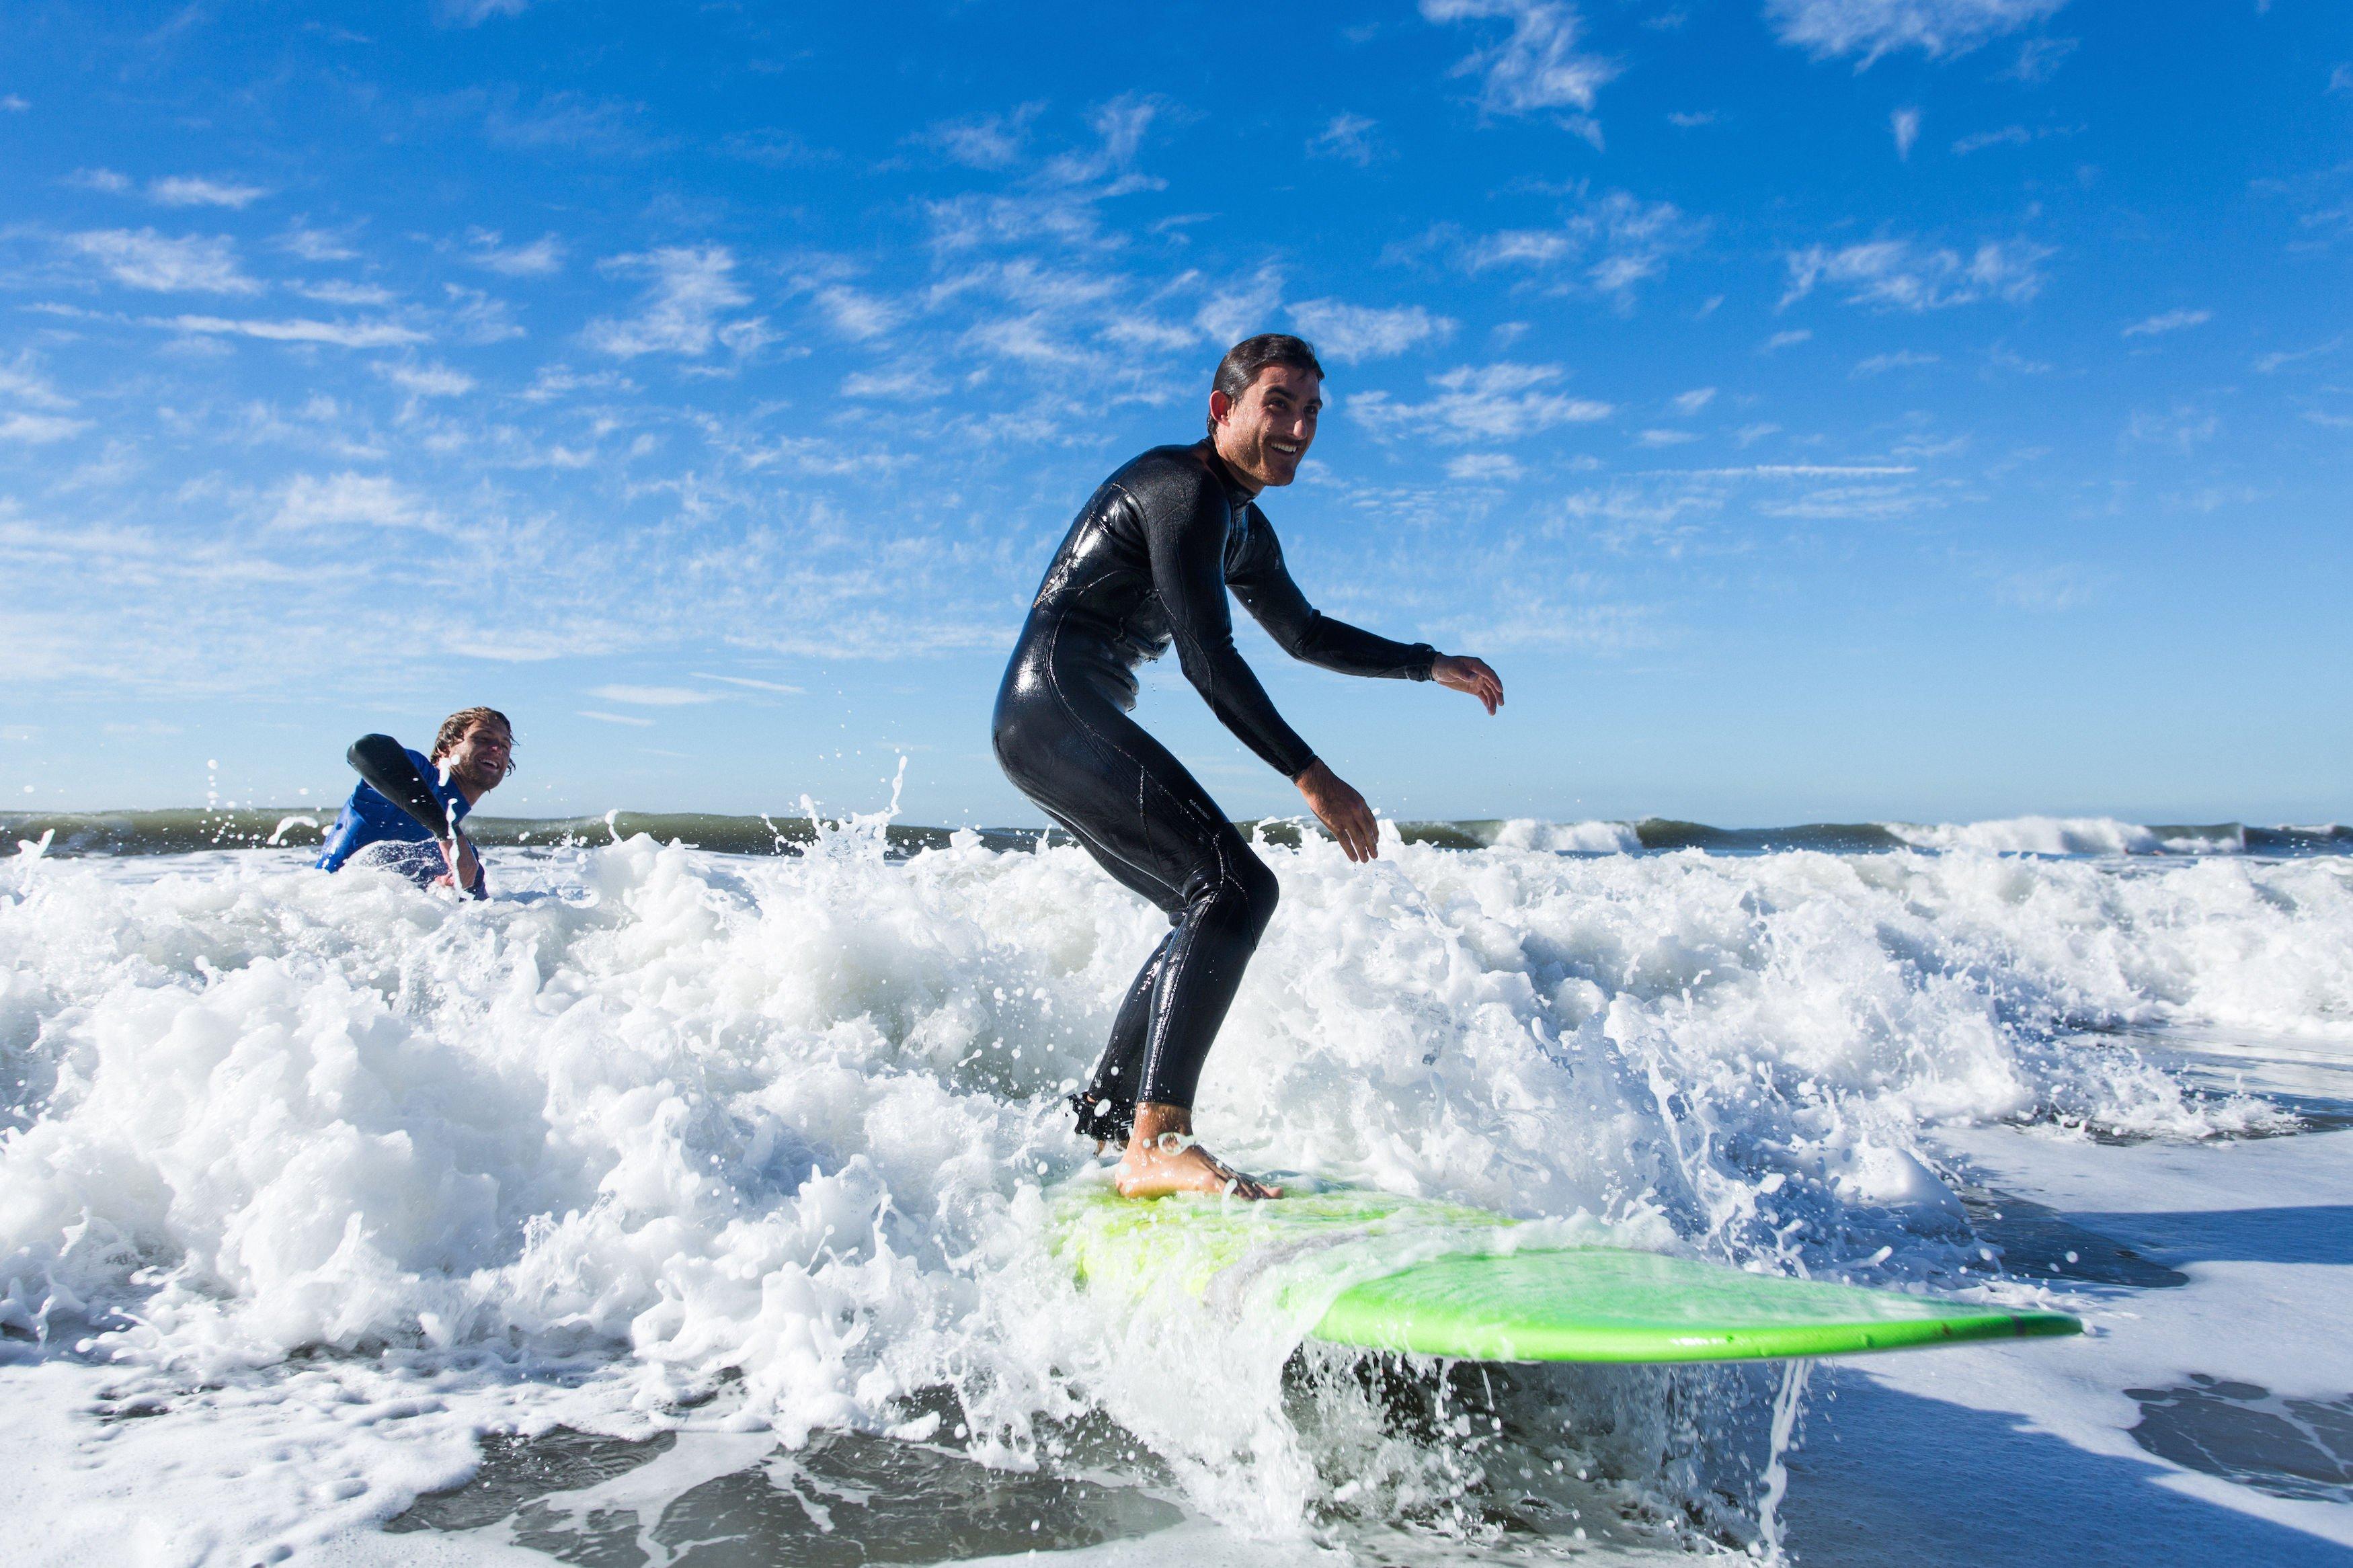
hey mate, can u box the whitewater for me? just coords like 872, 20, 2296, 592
3, 808, 2350, 1565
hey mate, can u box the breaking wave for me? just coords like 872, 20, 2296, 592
1, 811, 2348, 1560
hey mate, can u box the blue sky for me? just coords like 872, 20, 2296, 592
1, 0, 2347, 828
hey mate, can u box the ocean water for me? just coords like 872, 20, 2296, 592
2, 810, 2350, 1565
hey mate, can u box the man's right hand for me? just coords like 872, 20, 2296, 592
436, 835, 483, 897
1293, 759, 1380, 862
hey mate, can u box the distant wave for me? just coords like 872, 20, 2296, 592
5, 807, 2346, 860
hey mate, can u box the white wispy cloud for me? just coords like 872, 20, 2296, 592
1637, 428, 1697, 446
588, 684, 717, 706
161, 313, 426, 347
1892, 106, 1920, 158
2122, 308, 2211, 338
293, 279, 397, 306
918, 104, 1042, 169
1854, 349, 1940, 374
586, 246, 765, 358
67, 167, 133, 193
1447, 452, 1524, 482
1765, 0, 2069, 64
841, 364, 949, 401
1675, 463, 1917, 477
1308, 114, 1383, 166
1195, 266, 1285, 347
694, 672, 805, 694
811, 285, 904, 341
1039, 93, 1162, 188
438, 283, 526, 345
378, 361, 477, 397
1997, 563, 2093, 611
149, 175, 270, 208
483, 91, 655, 157
1421, 0, 1619, 124
467, 229, 567, 276
918, 102, 1174, 258
0, 412, 91, 444
440, 0, 532, 22
1, 95, 26, 112
1755, 483, 1942, 520
1287, 299, 1455, 363
271, 472, 444, 532
2005, 36, 2076, 81
278, 224, 362, 262
1670, 386, 1716, 414
2126, 405, 2219, 452
1952, 124, 2032, 154
1451, 190, 1697, 305
2253, 337, 2341, 374
577, 709, 654, 727
0, 356, 75, 411
2328, 63, 2352, 95
68, 229, 262, 294
1761, 329, 1812, 352
1781, 235, 2051, 310
1668, 110, 1718, 127
1351, 362, 1613, 444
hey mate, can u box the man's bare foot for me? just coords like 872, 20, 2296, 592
1113, 1103, 1282, 1200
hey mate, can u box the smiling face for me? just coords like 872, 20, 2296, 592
437, 719, 512, 798
1209, 362, 1322, 492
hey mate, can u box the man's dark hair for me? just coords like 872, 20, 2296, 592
1207, 333, 1324, 434
432, 706, 516, 776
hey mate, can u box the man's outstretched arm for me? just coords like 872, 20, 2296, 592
1229, 513, 1505, 712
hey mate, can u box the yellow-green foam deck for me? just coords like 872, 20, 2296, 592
1051, 1184, 2080, 1364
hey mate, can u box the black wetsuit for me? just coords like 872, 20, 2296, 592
992, 440, 1437, 1143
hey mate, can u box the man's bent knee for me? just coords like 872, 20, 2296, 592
1219, 849, 1279, 944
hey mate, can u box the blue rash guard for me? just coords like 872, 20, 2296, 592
315, 741, 483, 894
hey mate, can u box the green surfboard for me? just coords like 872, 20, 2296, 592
1050, 1183, 2081, 1364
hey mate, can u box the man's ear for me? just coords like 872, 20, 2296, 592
1207, 389, 1233, 426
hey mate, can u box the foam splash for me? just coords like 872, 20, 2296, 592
1, 825, 2347, 1559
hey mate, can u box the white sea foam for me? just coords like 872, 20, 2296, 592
1874, 814, 2272, 857
1484, 818, 1642, 854
1, 821, 2349, 1561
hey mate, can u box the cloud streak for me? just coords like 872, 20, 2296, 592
1765, 0, 2069, 65
1781, 235, 2052, 311
589, 684, 719, 706
149, 176, 270, 209
1447, 190, 1699, 306
586, 247, 766, 358
1421, 0, 1618, 122
1351, 362, 1613, 443
2122, 308, 2211, 337
1287, 299, 1455, 364
161, 313, 428, 347
69, 229, 262, 294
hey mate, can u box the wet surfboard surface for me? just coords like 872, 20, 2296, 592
1049, 1183, 2081, 1364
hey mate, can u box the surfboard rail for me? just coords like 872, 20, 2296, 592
1050, 1184, 2083, 1366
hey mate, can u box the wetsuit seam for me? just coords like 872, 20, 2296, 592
1039, 618, 1188, 907
1037, 616, 1250, 1106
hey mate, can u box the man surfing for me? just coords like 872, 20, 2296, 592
992, 334, 1504, 1201
315, 706, 514, 897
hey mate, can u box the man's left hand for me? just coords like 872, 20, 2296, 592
1431, 654, 1504, 715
